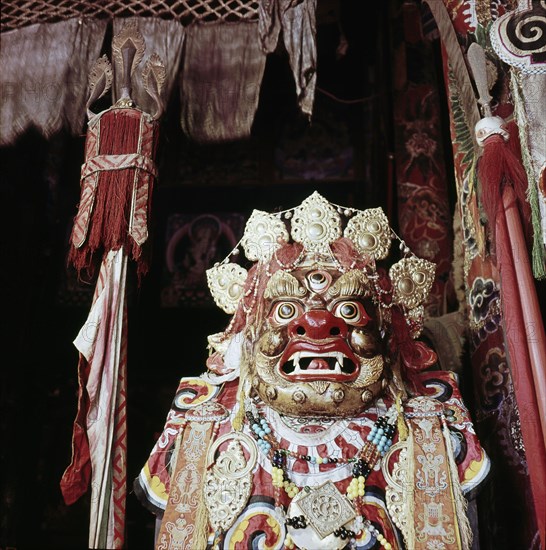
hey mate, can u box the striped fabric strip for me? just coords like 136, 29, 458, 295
80, 152, 158, 179
73, 248, 128, 549
71, 118, 101, 248
111, 303, 128, 548
129, 115, 157, 246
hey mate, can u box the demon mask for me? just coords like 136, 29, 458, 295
206, 193, 436, 418
249, 262, 388, 416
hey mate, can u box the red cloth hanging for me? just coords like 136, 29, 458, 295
69, 107, 160, 278
478, 126, 546, 547
62, 106, 160, 549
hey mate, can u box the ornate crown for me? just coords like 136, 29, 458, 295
206, 192, 435, 338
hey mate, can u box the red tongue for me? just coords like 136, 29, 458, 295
308, 358, 331, 370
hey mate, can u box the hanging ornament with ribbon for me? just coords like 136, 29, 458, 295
68, 20, 166, 278
61, 21, 166, 550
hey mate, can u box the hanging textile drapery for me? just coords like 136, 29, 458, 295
60, 22, 165, 549
423, 1, 544, 548
0, 18, 108, 146
468, 43, 546, 548
391, 2, 456, 319
1, 1, 318, 147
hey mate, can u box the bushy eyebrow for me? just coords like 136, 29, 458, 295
327, 270, 372, 298
264, 270, 307, 300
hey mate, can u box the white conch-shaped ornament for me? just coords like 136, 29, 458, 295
206, 263, 248, 314
290, 192, 342, 252
241, 210, 289, 262
344, 207, 392, 260
389, 257, 436, 310
474, 116, 509, 146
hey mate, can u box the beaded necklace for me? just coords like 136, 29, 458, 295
245, 401, 397, 549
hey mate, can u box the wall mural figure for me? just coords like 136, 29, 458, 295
162, 213, 245, 307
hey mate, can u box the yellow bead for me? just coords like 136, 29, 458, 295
377, 534, 384, 542
385, 544, 392, 550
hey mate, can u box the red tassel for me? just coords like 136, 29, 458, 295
69, 108, 159, 277
478, 131, 531, 254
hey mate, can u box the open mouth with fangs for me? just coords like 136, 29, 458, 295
278, 342, 360, 382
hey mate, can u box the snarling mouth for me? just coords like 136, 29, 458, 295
280, 351, 358, 381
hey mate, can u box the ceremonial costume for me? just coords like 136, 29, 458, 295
135, 193, 489, 549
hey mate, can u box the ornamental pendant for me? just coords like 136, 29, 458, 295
286, 481, 357, 550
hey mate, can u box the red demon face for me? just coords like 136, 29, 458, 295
249, 266, 386, 417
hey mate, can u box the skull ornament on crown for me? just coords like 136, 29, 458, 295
206, 192, 437, 417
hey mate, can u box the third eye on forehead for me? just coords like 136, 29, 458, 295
305, 270, 332, 293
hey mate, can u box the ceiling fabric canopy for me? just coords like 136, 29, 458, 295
0, 0, 317, 146
0, 18, 108, 146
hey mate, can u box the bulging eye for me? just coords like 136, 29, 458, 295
333, 300, 371, 325
272, 301, 302, 324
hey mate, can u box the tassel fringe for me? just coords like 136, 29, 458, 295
509, 74, 546, 279
69, 109, 158, 278
232, 338, 252, 432
193, 486, 211, 550
528, 174, 546, 279
478, 134, 530, 255
442, 419, 472, 550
